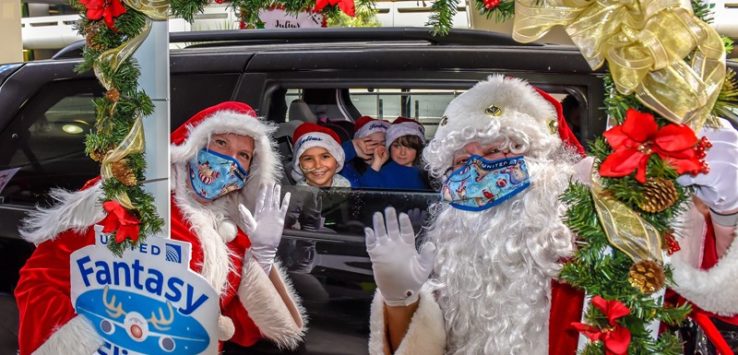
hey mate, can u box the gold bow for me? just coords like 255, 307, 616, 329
513, 0, 725, 131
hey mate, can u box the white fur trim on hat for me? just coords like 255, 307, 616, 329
356, 120, 390, 139
386, 122, 426, 149
170, 109, 281, 213
290, 132, 345, 182
422, 75, 561, 178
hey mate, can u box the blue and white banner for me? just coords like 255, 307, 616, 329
71, 225, 219, 354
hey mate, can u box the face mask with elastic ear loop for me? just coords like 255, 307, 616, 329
441, 155, 531, 211
188, 148, 249, 201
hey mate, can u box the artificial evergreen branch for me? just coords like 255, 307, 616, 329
427, 0, 458, 36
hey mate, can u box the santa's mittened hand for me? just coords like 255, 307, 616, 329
239, 183, 291, 274
365, 207, 435, 307
676, 118, 738, 214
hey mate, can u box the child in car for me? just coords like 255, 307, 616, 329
291, 122, 352, 188
360, 117, 430, 190
340, 116, 391, 186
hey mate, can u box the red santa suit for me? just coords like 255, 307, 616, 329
15, 101, 305, 355
367, 76, 587, 355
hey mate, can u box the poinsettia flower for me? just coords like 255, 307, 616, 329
572, 295, 632, 355
80, 0, 127, 31
101, 200, 141, 243
599, 109, 705, 183
314, 0, 355, 17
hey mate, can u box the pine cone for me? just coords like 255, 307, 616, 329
628, 260, 665, 294
111, 160, 137, 186
637, 178, 678, 213
90, 150, 106, 162
106, 88, 120, 103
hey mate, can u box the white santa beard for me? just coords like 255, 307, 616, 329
427, 153, 577, 355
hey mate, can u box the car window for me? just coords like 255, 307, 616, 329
170, 73, 240, 130
0, 81, 101, 206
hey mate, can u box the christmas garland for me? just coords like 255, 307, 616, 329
74, 0, 166, 255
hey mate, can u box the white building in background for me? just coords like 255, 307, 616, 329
19, 0, 738, 56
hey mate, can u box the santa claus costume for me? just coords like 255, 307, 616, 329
16, 101, 306, 355
366, 75, 586, 355
365, 75, 738, 354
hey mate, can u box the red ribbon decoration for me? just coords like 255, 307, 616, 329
79, 0, 127, 30
572, 295, 632, 355
314, 0, 356, 16
599, 109, 708, 184
101, 200, 141, 244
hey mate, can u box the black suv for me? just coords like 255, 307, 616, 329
0, 27, 695, 354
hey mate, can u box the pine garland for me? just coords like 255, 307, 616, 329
427, 0, 458, 36
73, 0, 162, 255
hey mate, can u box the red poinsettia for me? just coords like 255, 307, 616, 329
101, 200, 141, 243
572, 295, 632, 355
599, 109, 709, 184
314, 0, 355, 17
79, 0, 127, 31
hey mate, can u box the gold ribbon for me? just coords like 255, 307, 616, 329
124, 0, 169, 20
101, 116, 146, 210
513, 0, 726, 131
590, 179, 663, 263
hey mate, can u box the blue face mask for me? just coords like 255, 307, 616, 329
188, 148, 249, 201
441, 155, 531, 211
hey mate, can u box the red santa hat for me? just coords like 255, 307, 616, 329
290, 122, 345, 182
170, 101, 280, 209
385, 117, 426, 149
423, 75, 584, 178
354, 116, 390, 139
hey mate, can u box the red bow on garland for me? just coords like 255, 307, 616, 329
599, 109, 709, 184
572, 295, 632, 355
79, 0, 127, 31
101, 200, 141, 244
314, 0, 355, 17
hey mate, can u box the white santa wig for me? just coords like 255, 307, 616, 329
170, 101, 282, 293
423, 75, 582, 354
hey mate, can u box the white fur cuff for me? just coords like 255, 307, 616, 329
238, 259, 306, 350
368, 287, 446, 355
33, 315, 104, 355
671, 229, 738, 316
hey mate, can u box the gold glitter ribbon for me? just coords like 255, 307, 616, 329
590, 179, 663, 263
101, 117, 146, 209
513, 0, 726, 131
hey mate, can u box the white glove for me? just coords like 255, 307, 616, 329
365, 207, 435, 307
676, 119, 738, 214
239, 183, 291, 274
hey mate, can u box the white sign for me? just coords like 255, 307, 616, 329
70, 226, 219, 355
0, 167, 20, 194
258, 9, 325, 29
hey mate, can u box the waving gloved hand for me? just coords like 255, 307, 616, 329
365, 207, 435, 307
239, 183, 291, 273
677, 119, 738, 220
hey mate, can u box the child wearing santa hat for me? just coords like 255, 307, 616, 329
340, 116, 391, 187
291, 122, 352, 188
360, 117, 430, 190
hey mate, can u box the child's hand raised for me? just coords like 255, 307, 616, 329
371, 146, 389, 171
353, 137, 379, 159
